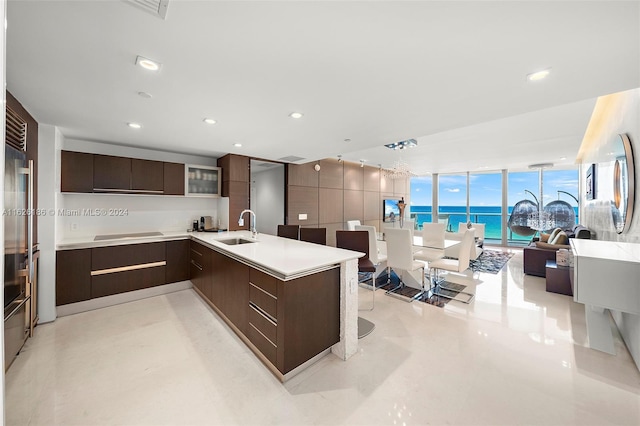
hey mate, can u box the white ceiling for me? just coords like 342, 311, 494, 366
6, 1, 640, 174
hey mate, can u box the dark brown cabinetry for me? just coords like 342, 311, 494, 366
218, 154, 249, 231
56, 240, 189, 306
216, 253, 250, 335
163, 162, 185, 195
61, 150, 93, 193
93, 154, 131, 191
91, 242, 166, 298
56, 249, 92, 305
166, 240, 190, 283
190, 241, 212, 300
131, 159, 163, 192
193, 244, 340, 376
61, 150, 188, 196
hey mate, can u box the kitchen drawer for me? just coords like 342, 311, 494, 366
92, 242, 165, 270
249, 303, 277, 343
249, 268, 277, 297
249, 283, 277, 320
91, 266, 166, 298
190, 241, 206, 261
247, 322, 277, 365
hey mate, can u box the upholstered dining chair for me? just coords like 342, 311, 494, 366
277, 224, 299, 240
384, 227, 426, 302
429, 228, 476, 303
414, 223, 446, 264
336, 230, 377, 310
355, 225, 387, 288
299, 227, 326, 245
346, 220, 361, 231
335, 230, 376, 338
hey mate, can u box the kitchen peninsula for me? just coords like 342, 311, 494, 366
56, 230, 362, 381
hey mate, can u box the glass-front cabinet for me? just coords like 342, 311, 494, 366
186, 164, 221, 197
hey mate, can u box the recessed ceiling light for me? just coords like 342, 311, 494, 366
127, 122, 142, 129
559, 156, 567, 160
289, 112, 304, 119
137, 91, 152, 98
135, 55, 161, 71
203, 118, 217, 125
233, 143, 242, 148
526, 68, 551, 81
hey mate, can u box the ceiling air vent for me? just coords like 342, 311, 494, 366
126, 0, 169, 19
6, 106, 27, 151
277, 156, 306, 163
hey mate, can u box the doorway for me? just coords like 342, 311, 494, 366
250, 160, 285, 235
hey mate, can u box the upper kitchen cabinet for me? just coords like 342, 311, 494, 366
61, 150, 192, 196
93, 154, 131, 191
61, 151, 93, 193
163, 162, 185, 196
131, 159, 164, 192
185, 164, 221, 197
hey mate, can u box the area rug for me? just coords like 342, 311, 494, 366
469, 249, 514, 274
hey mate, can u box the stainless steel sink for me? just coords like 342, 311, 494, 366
217, 237, 257, 245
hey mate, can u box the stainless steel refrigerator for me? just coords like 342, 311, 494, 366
4, 142, 35, 371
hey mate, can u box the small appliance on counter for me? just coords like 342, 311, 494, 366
199, 216, 226, 232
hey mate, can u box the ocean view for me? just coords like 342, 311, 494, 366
410, 205, 579, 242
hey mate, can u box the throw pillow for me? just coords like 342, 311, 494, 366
548, 227, 562, 242
551, 231, 568, 245
540, 233, 551, 243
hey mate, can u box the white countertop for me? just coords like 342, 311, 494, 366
57, 230, 363, 280
571, 239, 640, 263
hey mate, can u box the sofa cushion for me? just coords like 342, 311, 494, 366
551, 231, 568, 245
532, 241, 571, 250
540, 232, 551, 243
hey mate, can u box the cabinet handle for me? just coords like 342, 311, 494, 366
190, 259, 203, 271
190, 248, 203, 257
91, 261, 166, 276
93, 188, 164, 194
249, 302, 277, 326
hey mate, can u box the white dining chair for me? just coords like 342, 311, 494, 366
444, 222, 484, 260
346, 220, 361, 231
429, 228, 476, 303
384, 228, 426, 302
414, 223, 446, 264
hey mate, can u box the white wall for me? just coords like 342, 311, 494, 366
250, 165, 284, 235
578, 87, 640, 370
37, 125, 62, 323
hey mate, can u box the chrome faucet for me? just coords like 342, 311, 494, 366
238, 209, 257, 238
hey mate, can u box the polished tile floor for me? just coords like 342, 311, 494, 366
6, 248, 640, 425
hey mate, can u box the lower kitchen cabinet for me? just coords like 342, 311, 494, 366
194, 246, 340, 376
190, 241, 212, 301
214, 251, 249, 335
56, 240, 189, 306
56, 248, 92, 305
166, 240, 189, 283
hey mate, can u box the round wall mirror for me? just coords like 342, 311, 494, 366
610, 133, 635, 233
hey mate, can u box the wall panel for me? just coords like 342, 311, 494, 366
319, 159, 343, 189
288, 185, 319, 226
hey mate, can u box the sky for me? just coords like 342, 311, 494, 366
410, 169, 579, 207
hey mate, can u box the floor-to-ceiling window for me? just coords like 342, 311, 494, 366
470, 172, 503, 244
438, 173, 467, 232
409, 175, 432, 230
411, 167, 579, 246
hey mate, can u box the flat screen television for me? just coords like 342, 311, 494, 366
383, 199, 400, 222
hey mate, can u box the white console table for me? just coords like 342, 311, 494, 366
570, 239, 640, 354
